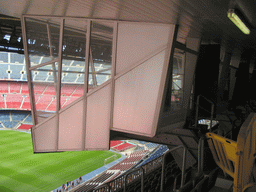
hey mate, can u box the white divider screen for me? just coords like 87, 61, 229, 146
22, 15, 176, 152
112, 22, 175, 137
32, 116, 57, 152
58, 98, 84, 151
113, 50, 167, 136
85, 83, 111, 150
116, 23, 172, 74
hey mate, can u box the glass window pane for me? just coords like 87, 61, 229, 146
31, 64, 58, 124
165, 48, 185, 112
90, 21, 113, 88
60, 19, 87, 109
25, 18, 61, 66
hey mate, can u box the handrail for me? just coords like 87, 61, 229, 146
124, 166, 144, 192
160, 145, 187, 191
195, 95, 215, 132
93, 183, 110, 192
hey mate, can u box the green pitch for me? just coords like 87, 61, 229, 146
0, 130, 121, 192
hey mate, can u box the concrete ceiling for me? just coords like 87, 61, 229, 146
0, 0, 256, 50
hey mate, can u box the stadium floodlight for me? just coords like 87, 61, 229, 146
227, 9, 250, 35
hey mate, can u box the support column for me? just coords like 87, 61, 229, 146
232, 49, 254, 107
194, 44, 220, 118
218, 51, 232, 103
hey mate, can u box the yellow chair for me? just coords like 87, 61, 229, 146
206, 113, 256, 192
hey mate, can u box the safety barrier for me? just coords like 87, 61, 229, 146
206, 113, 256, 192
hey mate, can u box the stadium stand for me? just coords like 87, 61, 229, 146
109, 150, 148, 172
10, 65, 23, 79
0, 94, 5, 108
21, 82, 29, 94
0, 52, 8, 63
110, 140, 123, 148
9, 82, 22, 93
33, 84, 47, 94
17, 124, 32, 130
0, 81, 8, 93
6, 94, 23, 109
145, 142, 159, 149
0, 64, 8, 79
137, 145, 169, 167
0, 111, 32, 128
112, 143, 136, 152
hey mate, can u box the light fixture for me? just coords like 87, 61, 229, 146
227, 9, 250, 35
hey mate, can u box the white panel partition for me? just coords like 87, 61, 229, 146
116, 23, 171, 74
22, 15, 176, 152
113, 50, 167, 136
85, 84, 111, 150
58, 98, 84, 151
33, 116, 57, 152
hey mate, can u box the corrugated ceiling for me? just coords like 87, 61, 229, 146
0, 0, 256, 50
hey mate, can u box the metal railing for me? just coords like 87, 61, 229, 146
195, 95, 215, 132
92, 145, 189, 192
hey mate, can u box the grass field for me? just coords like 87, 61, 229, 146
0, 130, 121, 192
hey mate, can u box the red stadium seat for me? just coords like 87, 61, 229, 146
113, 143, 136, 151
33, 84, 47, 95
43, 85, 56, 95
36, 95, 54, 111
71, 85, 84, 97
17, 124, 33, 130
9, 82, 21, 93
0, 81, 8, 93
0, 94, 5, 108
6, 94, 23, 109
61, 84, 78, 96
110, 140, 123, 148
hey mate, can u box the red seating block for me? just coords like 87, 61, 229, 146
113, 143, 136, 151
9, 82, 21, 93
71, 85, 84, 97
6, 94, 23, 109
0, 94, 5, 108
36, 95, 54, 111
0, 81, 8, 93
61, 84, 78, 96
43, 85, 56, 95
110, 140, 123, 148
17, 124, 33, 130
21, 82, 29, 94
33, 84, 47, 95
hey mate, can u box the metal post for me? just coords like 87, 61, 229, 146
210, 104, 214, 132
181, 147, 187, 188
82, 20, 91, 150
195, 95, 200, 128
140, 167, 144, 192
161, 145, 184, 191
93, 183, 110, 192
201, 137, 204, 173
198, 137, 202, 174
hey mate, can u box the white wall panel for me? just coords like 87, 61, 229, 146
33, 116, 57, 152
85, 84, 111, 150
116, 23, 171, 74
58, 98, 84, 151
113, 50, 166, 136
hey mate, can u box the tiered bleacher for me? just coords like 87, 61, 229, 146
112, 143, 136, 152
0, 52, 111, 84
137, 145, 169, 167
110, 140, 123, 148
109, 150, 148, 172
0, 110, 32, 129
